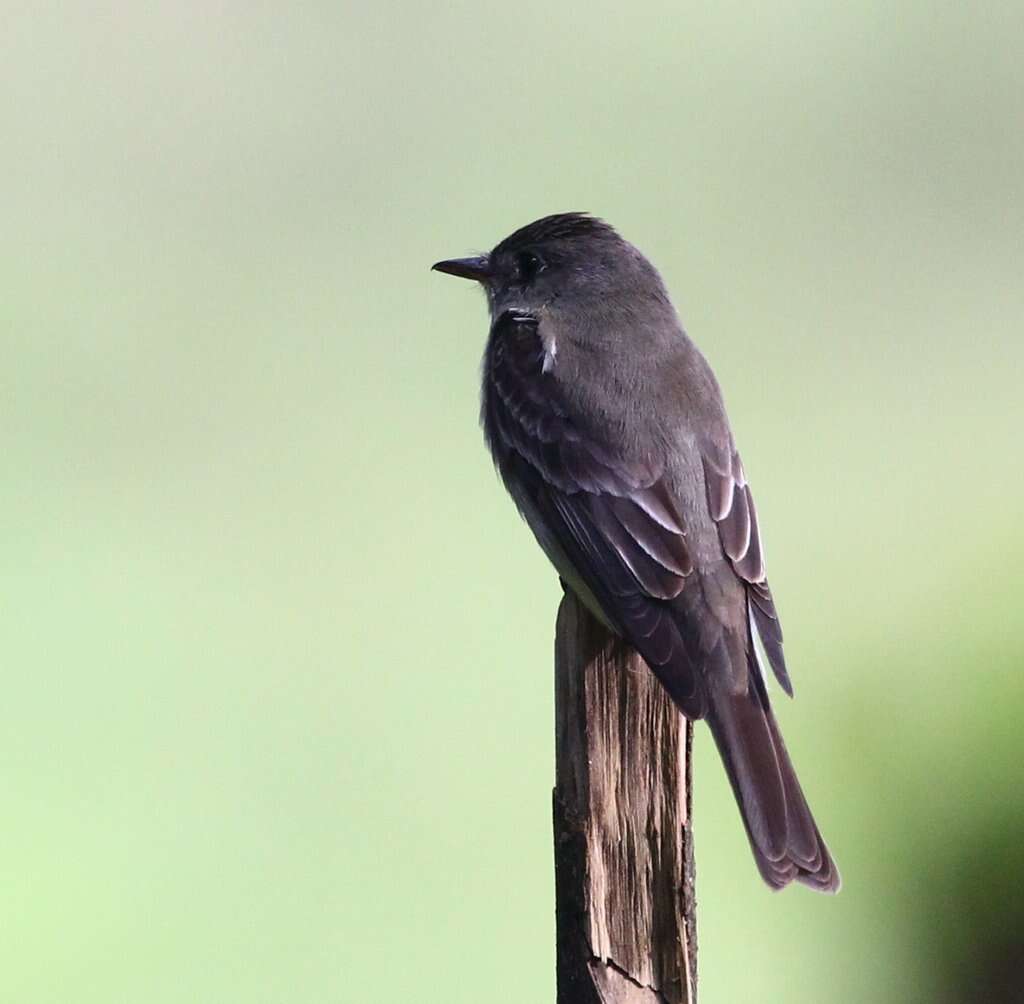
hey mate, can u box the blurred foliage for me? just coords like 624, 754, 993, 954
925, 812, 1024, 1004
2, 2, 1022, 1002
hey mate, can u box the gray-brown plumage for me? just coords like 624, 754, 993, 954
433, 213, 839, 892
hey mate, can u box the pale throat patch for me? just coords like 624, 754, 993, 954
539, 311, 559, 373
542, 334, 558, 373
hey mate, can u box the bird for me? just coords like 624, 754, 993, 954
432, 213, 839, 892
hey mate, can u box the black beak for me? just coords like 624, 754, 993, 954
431, 255, 491, 282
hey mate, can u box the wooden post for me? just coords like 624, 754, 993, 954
554, 592, 697, 1004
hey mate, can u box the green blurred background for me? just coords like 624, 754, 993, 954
3, 3, 1022, 1001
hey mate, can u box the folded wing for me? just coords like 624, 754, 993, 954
483, 310, 705, 716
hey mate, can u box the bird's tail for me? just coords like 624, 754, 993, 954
706, 674, 840, 893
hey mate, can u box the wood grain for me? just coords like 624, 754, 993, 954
554, 592, 696, 1004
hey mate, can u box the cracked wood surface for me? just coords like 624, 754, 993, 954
554, 593, 697, 1004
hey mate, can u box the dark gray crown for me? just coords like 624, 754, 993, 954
491, 213, 615, 255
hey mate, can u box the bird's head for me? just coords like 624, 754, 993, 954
432, 213, 667, 323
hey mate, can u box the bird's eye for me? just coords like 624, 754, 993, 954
516, 250, 545, 284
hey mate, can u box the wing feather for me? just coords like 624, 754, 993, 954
702, 451, 792, 695
483, 310, 705, 716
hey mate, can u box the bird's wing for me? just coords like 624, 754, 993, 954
483, 310, 705, 717
701, 449, 792, 695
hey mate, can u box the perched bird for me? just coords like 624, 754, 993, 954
432, 213, 839, 892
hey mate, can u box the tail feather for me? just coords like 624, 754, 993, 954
707, 679, 840, 893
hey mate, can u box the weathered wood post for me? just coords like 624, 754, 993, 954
553, 592, 697, 1003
